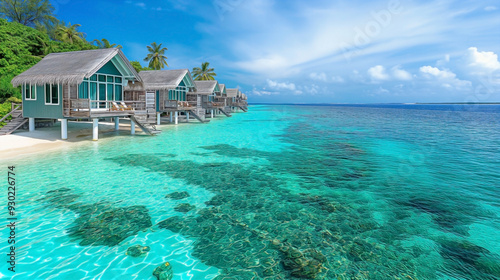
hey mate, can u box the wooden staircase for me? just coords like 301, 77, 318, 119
189, 110, 210, 123
130, 114, 161, 135
219, 108, 232, 117
0, 103, 27, 136
238, 106, 248, 112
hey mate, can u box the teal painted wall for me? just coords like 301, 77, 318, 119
23, 85, 63, 119
97, 61, 121, 76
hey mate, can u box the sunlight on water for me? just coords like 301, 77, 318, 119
1, 104, 499, 279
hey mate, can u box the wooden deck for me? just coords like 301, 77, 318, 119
67, 99, 142, 118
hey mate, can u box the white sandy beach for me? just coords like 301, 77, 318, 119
0, 120, 141, 159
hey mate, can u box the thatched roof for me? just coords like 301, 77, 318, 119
11, 48, 140, 87
194, 81, 219, 95
133, 69, 194, 91
226, 88, 239, 98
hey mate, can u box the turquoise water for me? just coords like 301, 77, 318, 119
1, 104, 499, 279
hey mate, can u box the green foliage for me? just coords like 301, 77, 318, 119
144, 42, 168, 70
192, 62, 216, 81
130, 61, 152, 72
0, 18, 96, 100
0, 0, 56, 27
92, 38, 122, 49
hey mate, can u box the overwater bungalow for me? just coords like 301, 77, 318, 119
241, 93, 248, 107
11, 48, 159, 141
125, 69, 206, 125
218, 84, 228, 112
194, 81, 231, 117
226, 88, 248, 112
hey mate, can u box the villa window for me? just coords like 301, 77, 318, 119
24, 83, 36, 100
77, 74, 124, 104
45, 84, 59, 105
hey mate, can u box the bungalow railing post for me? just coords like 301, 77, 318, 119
29, 118, 35, 132
61, 119, 68, 140
92, 118, 99, 141
130, 118, 136, 135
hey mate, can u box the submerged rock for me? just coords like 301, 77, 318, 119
174, 203, 196, 213
153, 262, 173, 280
165, 191, 190, 200
68, 205, 152, 246
126, 245, 151, 257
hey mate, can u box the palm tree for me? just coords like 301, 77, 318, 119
144, 42, 168, 70
192, 62, 216, 80
92, 38, 122, 49
55, 23, 85, 44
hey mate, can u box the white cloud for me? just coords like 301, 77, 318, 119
267, 79, 297, 91
309, 72, 344, 83
332, 76, 344, 83
484, 6, 497, 11
419, 66, 471, 89
420, 66, 455, 79
252, 88, 276, 96
391, 66, 412, 81
368, 65, 390, 81
467, 47, 500, 73
309, 72, 328, 82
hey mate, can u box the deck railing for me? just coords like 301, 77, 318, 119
0, 103, 22, 123
162, 100, 194, 110
69, 99, 146, 117
203, 101, 225, 109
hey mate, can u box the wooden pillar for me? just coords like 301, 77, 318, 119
174, 111, 178, 125
157, 112, 161, 125
211, 110, 214, 118
92, 119, 98, 141
186, 112, 189, 123
130, 119, 136, 135
169, 112, 173, 123
61, 119, 68, 140
29, 118, 35, 132
114, 117, 119, 131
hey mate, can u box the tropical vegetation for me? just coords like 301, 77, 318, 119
92, 38, 122, 49
192, 62, 216, 80
130, 61, 152, 73
0, 0, 56, 27
144, 42, 168, 70
55, 22, 85, 44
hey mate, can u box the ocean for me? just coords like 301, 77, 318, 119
1, 104, 499, 279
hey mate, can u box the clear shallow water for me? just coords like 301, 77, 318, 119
1, 104, 499, 279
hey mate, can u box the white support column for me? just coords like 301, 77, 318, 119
61, 119, 68, 140
130, 119, 136, 135
186, 112, 190, 123
169, 112, 173, 123
157, 112, 161, 125
92, 119, 99, 141
211, 110, 214, 118
174, 111, 178, 125
114, 117, 119, 131
29, 118, 35, 132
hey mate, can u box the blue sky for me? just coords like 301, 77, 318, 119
56, 0, 500, 103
